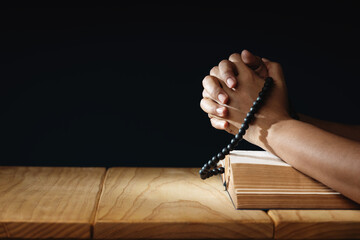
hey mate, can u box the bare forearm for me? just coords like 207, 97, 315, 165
299, 113, 360, 142
257, 119, 360, 204
200, 51, 360, 203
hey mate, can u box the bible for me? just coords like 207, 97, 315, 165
221, 150, 360, 209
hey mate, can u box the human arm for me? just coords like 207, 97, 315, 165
205, 50, 360, 142
203, 50, 360, 141
200, 51, 360, 203
264, 118, 360, 204
298, 114, 360, 142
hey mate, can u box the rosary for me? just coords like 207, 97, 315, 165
199, 77, 274, 179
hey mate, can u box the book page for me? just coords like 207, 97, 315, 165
229, 150, 290, 167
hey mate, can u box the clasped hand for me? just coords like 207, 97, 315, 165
200, 50, 292, 147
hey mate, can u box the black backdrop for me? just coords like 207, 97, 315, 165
1, 3, 360, 167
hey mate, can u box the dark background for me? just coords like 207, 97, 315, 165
1, 3, 359, 167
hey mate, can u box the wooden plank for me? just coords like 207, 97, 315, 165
94, 167, 273, 239
0, 223, 7, 238
268, 210, 360, 239
0, 167, 106, 239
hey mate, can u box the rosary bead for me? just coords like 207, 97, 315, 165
262, 85, 269, 92
217, 152, 225, 160
212, 156, 219, 163
235, 133, 242, 140
239, 128, 246, 136
200, 77, 274, 180
208, 160, 217, 168
199, 170, 207, 179
227, 143, 234, 151
246, 112, 254, 118
241, 123, 249, 130
264, 78, 272, 87
204, 163, 211, 170
243, 116, 251, 125
231, 141, 239, 148
250, 105, 258, 113
222, 147, 229, 155
230, 138, 239, 145
212, 168, 219, 175
253, 99, 262, 107
201, 166, 209, 173
256, 98, 263, 106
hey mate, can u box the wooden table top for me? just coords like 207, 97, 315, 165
0, 166, 359, 239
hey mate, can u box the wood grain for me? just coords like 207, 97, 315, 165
223, 151, 359, 209
0, 167, 106, 239
268, 210, 360, 239
94, 167, 273, 239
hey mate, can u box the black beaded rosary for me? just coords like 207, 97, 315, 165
199, 76, 274, 180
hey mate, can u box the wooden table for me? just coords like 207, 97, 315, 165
0, 167, 359, 239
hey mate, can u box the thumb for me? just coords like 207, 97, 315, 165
228, 53, 252, 75
262, 58, 285, 85
241, 50, 268, 78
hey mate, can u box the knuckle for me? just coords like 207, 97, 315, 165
202, 75, 220, 96
211, 119, 221, 129
219, 61, 235, 76
200, 97, 207, 106
229, 53, 241, 60
202, 75, 213, 86
210, 66, 218, 75
219, 59, 230, 66
202, 89, 207, 98
210, 118, 216, 127
199, 98, 206, 109
200, 98, 215, 114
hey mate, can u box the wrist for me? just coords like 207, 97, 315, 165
259, 118, 300, 153
245, 114, 294, 151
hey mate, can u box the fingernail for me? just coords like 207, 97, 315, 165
216, 107, 225, 116
218, 93, 227, 103
227, 78, 235, 87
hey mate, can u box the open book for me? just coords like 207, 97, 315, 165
220, 150, 359, 209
